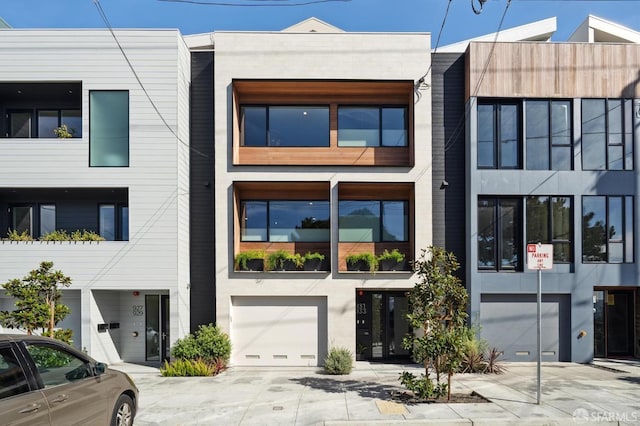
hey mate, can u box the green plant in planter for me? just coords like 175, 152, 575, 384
303, 252, 326, 271
53, 124, 74, 139
6, 229, 33, 241
234, 250, 266, 271
377, 249, 406, 271
345, 252, 378, 272
266, 250, 303, 271
40, 230, 71, 241
70, 230, 105, 241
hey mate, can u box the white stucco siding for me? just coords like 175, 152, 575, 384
212, 30, 432, 363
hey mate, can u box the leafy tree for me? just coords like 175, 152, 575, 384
400, 246, 469, 400
0, 261, 72, 337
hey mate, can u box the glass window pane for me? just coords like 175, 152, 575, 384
608, 197, 623, 242
145, 295, 160, 361
553, 242, 572, 263
609, 242, 623, 264
241, 107, 267, 146
551, 146, 572, 171
551, 101, 571, 146
339, 201, 380, 242
270, 106, 329, 147
12, 206, 32, 235
608, 145, 623, 170
499, 104, 519, 168
477, 198, 496, 268
477, 104, 495, 168
40, 204, 56, 236
382, 201, 408, 241
582, 196, 606, 262
499, 199, 520, 268
381, 107, 407, 147
625, 196, 633, 263
525, 101, 549, 170
338, 107, 380, 147
61, 109, 82, 138
9, 112, 32, 138
89, 91, 129, 167
241, 201, 267, 242
120, 206, 129, 241
38, 110, 59, 138
624, 100, 633, 170
99, 204, 116, 241
582, 100, 606, 170
526, 196, 549, 244
26, 345, 90, 386
552, 197, 572, 262
607, 100, 623, 145
0, 347, 30, 398
268, 201, 329, 242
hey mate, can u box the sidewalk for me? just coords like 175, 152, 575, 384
111, 360, 640, 425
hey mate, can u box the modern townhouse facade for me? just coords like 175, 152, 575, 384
434, 16, 640, 363
185, 18, 432, 366
0, 29, 191, 364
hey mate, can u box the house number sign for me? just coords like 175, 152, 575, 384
132, 305, 144, 316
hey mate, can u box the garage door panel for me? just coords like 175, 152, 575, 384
231, 296, 327, 366
480, 294, 570, 362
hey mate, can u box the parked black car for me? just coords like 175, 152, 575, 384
0, 334, 138, 426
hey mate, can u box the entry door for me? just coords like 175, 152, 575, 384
145, 295, 170, 363
594, 289, 635, 358
356, 291, 410, 361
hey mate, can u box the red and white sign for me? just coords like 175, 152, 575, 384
527, 244, 553, 270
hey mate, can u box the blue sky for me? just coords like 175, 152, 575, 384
1, 0, 639, 46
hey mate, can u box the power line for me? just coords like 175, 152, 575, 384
415, 0, 453, 98
92, 0, 210, 159
157, 0, 351, 6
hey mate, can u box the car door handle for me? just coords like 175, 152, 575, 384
50, 394, 69, 403
19, 403, 42, 413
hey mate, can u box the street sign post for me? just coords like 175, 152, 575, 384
527, 243, 553, 405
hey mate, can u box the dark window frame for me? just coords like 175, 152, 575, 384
525, 99, 574, 170
477, 196, 522, 271
240, 104, 331, 147
337, 105, 408, 147
89, 90, 130, 167
525, 196, 573, 263
36, 108, 82, 138
338, 199, 409, 243
582, 195, 634, 264
239, 199, 331, 242
477, 100, 522, 169
98, 202, 129, 241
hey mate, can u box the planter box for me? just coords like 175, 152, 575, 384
378, 259, 409, 271
303, 258, 329, 271
347, 259, 371, 272
272, 259, 299, 271
238, 259, 264, 271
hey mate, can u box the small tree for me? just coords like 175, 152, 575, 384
0, 261, 72, 337
400, 247, 468, 400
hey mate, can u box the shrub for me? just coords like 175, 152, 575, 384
42, 328, 74, 345
323, 347, 353, 375
40, 230, 71, 241
377, 249, 405, 263
485, 348, 506, 374
234, 250, 265, 270
345, 252, 378, 272
161, 358, 218, 377
171, 323, 231, 364
70, 230, 105, 241
6, 229, 33, 241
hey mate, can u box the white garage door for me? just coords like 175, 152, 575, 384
231, 296, 327, 366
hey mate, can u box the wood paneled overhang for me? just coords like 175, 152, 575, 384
466, 42, 640, 100
232, 80, 414, 167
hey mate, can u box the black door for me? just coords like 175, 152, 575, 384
356, 291, 410, 361
146, 294, 170, 363
594, 289, 635, 358
161, 295, 170, 363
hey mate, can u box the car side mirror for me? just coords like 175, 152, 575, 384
94, 362, 106, 376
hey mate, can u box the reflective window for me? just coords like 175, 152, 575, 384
99, 204, 116, 241
526, 100, 572, 170
526, 196, 572, 262
240, 201, 329, 242
62, 109, 82, 138
26, 344, 92, 387
90, 91, 129, 167
338, 107, 407, 147
582, 196, 634, 263
119, 206, 129, 241
477, 102, 520, 169
339, 200, 408, 242
478, 197, 521, 270
0, 346, 30, 399
240, 106, 329, 147
11, 206, 32, 236
582, 99, 633, 171
8, 111, 32, 138
40, 204, 56, 236
38, 110, 59, 138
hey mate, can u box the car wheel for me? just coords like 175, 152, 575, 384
111, 394, 135, 426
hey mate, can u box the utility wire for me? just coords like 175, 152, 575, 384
444, 0, 513, 152
93, 0, 210, 159
157, 0, 351, 6
415, 0, 453, 98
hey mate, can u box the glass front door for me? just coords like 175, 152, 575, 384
145, 294, 170, 363
356, 291, 410, 361
594, 289, 635, 358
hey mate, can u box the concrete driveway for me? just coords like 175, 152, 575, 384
112, 360, 640, 425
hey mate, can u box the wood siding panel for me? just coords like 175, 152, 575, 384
467, 42, 640, 99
